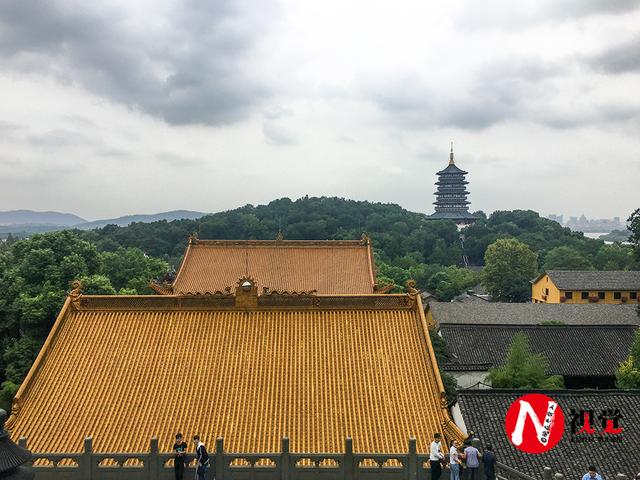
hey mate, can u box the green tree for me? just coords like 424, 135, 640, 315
628, 208, 640, 262
593, 244, 638, 271
427, 266, 479, 301
543, 246, 593, 271
616, 329, 640, 389
80, 275, 117, 295
429, 330, 458, 405
0, 231, 169, 413
482, 238, 538, 302
99, 247, 169, 293
488, 332, 564, 389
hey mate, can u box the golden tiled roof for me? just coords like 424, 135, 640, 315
168, 237, 377, 295
8, 289, 464, 454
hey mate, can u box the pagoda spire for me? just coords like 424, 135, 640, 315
428, 143, 477, 226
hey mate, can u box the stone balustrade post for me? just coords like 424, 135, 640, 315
18, 437, 31, 468
216, 437, 224, 480
345, 437, 353, 480
543, 467, 553, 480
149, 437, 159, 480
81, 437, 93, 480
281, 437, 290, 480
408, 437, 417, 480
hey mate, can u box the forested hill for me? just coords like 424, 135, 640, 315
1, 197, 637, 411
78, 196, 626, 269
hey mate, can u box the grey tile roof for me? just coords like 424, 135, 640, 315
457, 389, 640, 478
543, 270, 640, 290
440, 324, 636, 375
427, 302, 640, 326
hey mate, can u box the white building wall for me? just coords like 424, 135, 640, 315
450, 370, 490, 389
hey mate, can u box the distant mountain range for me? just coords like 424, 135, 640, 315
0, 210, 86, 227
77, 210, 206, 229
0, 209, 206, 237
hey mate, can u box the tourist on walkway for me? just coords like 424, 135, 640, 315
429, 433, 445, 480
482, 445, 496, 480
193, 435, 210, 480
449, 440, 462, 480
173, 433, 187, 480
463, 442, 480, 480
582, 466, 603, 480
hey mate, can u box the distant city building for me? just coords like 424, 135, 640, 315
531, 270, 640, 304
547, 214, 563, 225
548, 213, 623, 233
428, 144, 477, 226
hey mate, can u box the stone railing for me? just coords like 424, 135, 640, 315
18, 435, 581, 480
20, 436, 452, 480
541, 467, 629, 480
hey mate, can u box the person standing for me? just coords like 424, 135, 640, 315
463, 442, 481, 480
449, 440, 462, 480
482, 445, 496, 480
193, 435, 209, 480
429, 433, 445, 480
582, 466, 603, 480
173, 433, 187, 480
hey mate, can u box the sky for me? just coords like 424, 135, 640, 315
0, 0, 639, 221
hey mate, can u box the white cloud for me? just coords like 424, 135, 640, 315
0, 0, 638, 219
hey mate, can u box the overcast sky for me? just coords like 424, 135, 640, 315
0, 0, 639, 221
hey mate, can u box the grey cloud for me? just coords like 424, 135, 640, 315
0, 155, 22, 167
264, 106, 294, 120
587, 36, 640, 73
455, 0, 640, 29
155, 152, 204, 167
0, 121, 27, 141
27, 129, 95, 147
365, 59, 563, 130
0, 0, 276, 126
63, 115, 96, 128
548, 0, 640, 19
95, 147, 129, 158
262, 121, 298, 145
363, 56, 640, 131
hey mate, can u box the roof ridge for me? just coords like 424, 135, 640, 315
457, 388, 640, 395
193, 239, 369, 247
440, 323, 636, 329
68, 292, 420, 312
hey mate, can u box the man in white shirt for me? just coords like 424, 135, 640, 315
429, 433, 445, 480
449, 440, 462, 480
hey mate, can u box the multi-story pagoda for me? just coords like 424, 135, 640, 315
429, 144, 477, 226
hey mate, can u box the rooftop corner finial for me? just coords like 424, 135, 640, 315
449, 141, 455, 165
69, 280, 83, 298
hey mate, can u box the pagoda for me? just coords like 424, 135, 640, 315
428, 144, 477, 226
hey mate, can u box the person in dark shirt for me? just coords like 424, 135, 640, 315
193, 435, 210, 480
482, 445, 497, 480
173, 433, 187, 480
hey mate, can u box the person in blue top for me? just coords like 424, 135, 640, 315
582, 466, 603, 480
482, 445, 496, 480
